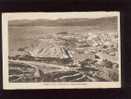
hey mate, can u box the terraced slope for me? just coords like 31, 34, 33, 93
9, 59, 118, 82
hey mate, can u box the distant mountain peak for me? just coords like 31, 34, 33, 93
9, 16, 117, 27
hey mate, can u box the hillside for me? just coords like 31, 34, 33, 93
8, 16, 119, 82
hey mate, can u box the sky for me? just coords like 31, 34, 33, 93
4, 11, 119, 20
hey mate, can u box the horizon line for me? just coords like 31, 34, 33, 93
8, 16, 117, 21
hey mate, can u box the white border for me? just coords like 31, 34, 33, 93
2, 12, 121, 90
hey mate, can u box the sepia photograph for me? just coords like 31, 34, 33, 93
2, 12, 121, 89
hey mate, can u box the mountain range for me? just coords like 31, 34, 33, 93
9, 16, 118, 27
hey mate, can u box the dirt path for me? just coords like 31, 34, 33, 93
9, 59, 71, 73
